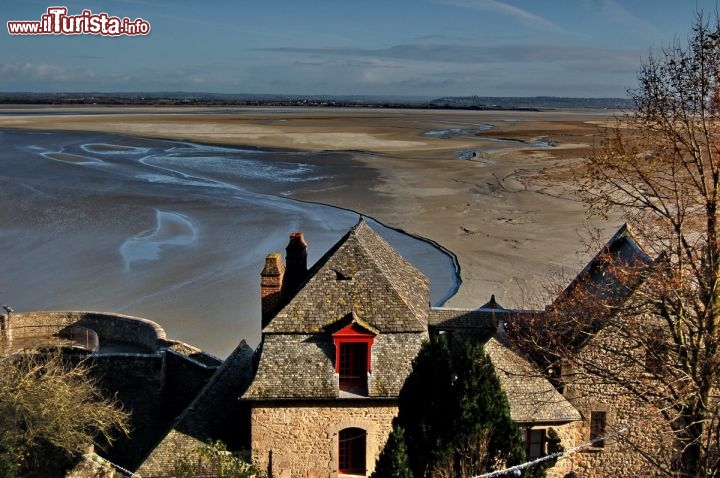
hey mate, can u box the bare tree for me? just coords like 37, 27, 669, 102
510, 12, 720, 478
0, 350, 130, 477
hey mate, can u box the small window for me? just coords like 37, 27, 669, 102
525, 429, 546, 459
590, 411, 607, 447
335, 269, 352, 281
645, 334, 666, 374
333, 322, 375, 396
339, 427, 366, 475
339, 342, 368, 392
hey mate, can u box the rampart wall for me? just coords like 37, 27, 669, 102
2, 311, 166, 352
0, 310, 223, 472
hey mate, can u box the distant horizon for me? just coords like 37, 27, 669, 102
0, 91, 632, 101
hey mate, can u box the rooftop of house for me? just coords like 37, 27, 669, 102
486, 332, 581, 423
551, 223, 652, 312
264, 217, 430, 334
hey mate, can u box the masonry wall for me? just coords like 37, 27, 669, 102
251, 402, 397, 478
90, 353, 168, 469
562, 388, 668, 477
3, 311, 165, 351
526, 421, 584, 478
562, 328, 673, 478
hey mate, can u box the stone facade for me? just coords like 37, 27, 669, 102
527, 421, 583, 478
561, 328, 672, 478
251, 402, 397, 478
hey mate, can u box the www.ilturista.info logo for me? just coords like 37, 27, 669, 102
7, 7, 150, 36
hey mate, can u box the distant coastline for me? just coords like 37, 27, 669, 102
0, 92, 633, 111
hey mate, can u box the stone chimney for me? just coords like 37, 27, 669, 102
282, 232, 308, 299
261, 253, 284, 327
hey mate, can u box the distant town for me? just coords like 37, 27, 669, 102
0, 92, 633, 110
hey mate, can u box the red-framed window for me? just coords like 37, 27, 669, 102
333, 323, 375, 393
339, 427, 366, 475
339, 342, 368, 387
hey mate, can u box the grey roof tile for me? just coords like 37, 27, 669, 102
485, 334, 581, 423
264, 218, 429, 334
243, 334, 337, 399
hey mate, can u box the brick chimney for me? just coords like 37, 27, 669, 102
260, 253, 284, 327
282, 232, 308, 299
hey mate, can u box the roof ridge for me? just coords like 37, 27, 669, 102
351, 220, 428, 329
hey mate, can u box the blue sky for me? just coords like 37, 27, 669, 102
1, 1, 715, 97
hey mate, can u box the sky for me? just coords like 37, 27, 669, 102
1, 1, 716, 98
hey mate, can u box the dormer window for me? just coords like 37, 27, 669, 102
332, 321, 376, 396
335, 269, 352, 281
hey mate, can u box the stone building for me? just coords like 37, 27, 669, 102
243, 218, 582, 477
0, 219, 668, 477
548, 226, 672, 477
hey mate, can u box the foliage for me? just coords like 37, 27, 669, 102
511, 11, 720, 478
370, 421, 413, 478
0, 350, 129, 477
173, 440, 264, 478
393, 336, 525, 478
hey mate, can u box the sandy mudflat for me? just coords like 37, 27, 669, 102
0, 106, 619, 315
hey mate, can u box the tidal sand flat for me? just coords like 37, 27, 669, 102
0, 107, 619, 354
0, 127, 456, 356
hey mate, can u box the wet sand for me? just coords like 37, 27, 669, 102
0, 107, 620, 354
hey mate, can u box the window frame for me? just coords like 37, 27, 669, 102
338, 427, 367, 475
525, 428, 547, 460
590, 410, 607, 448
333, 323, 375, 393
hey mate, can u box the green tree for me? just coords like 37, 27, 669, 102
394, 336, 525, 478
370, 421, 413, 478
0, 350, 129, 477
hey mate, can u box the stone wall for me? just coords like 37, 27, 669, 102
251, 401, 397, 478
3, 311, 166, 352
530, 421, 584, 478
562, 327, 673, 478
90, 353, 168, 469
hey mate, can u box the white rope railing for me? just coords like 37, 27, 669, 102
475, 425, 631, 478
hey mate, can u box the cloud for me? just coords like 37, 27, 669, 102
258, 43, 638, 66
432, 0, 562, 31
0, 62, 96, 83
587, 0, 661, 38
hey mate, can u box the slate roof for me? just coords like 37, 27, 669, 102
171, 340, 255, 446
137, 340, 255, 475
485, 332, 581, 423
264, 218, 430, 334
243, 333, 338, 399
244, 219, 580, 425
552, 224, 652, 311
429, 307, 507, 331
